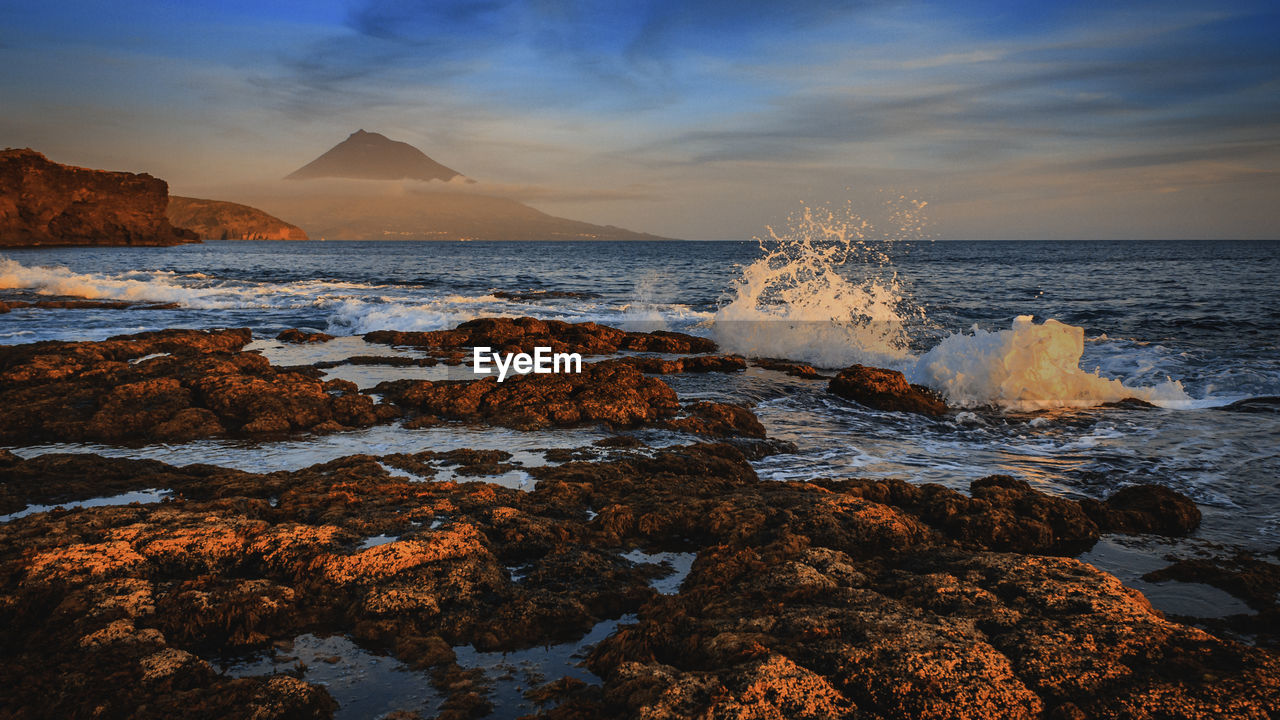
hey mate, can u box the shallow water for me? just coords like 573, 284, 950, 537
2, 239, 1278, 583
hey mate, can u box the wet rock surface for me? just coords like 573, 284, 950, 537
376, 360, 765, 438
1, 444, 1273, 719
0, 297, 180, 313
752, 357, 829, 379
365, 317, 718, 359
612, 354, 747, 374
277, 329, 336, 344
0, 328, 395, 444
1144, 550, 1280, 646
829, 364, 949, 416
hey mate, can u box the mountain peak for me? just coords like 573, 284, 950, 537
286, 130, 463, 183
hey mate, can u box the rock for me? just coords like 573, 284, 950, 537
0, 148, 198, 246
666, 401, 766, 439
166, 196, 309, 240
365, 317, 717, 357
313, 355, 439, 369
276, 328, 334, 343
1081, 484, 1202, 536
0, 297, 179, 313
828, 364, 948, 416
0, 444, 1276, 718
376, 361, 765, 438
0, 328, 396, 444
376, 361, 683, 431
617, 355, 747, 374
1142, 551, 1280, 645
753, 358, 828, 378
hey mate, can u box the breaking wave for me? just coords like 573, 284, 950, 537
908, 316, 1192, 411
713, 199, 1197, 411
712, 199, 926, 368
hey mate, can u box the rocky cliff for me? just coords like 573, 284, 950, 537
167, 196, 308, 240
0, 149, 198, 247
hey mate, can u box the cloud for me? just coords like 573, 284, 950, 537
654, 9, 1280, 175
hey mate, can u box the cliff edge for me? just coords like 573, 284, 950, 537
0, 148, 198, 247
167, 196, 308, 240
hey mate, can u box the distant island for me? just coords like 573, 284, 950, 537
260, 130, 674, 242
285, 128, 466, 183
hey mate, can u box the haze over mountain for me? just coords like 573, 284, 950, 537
285, 130, 465, 183
265, 130, 672, 242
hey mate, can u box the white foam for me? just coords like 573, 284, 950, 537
712, 201, 925, 368
909, 316, 1192, 411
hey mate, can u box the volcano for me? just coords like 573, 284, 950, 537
285, 129, 464, 182
265, 130, 673, 241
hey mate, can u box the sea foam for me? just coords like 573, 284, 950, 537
712, 200, 1195, 411
713, 201, 924, 368
908, 316, 1191, 411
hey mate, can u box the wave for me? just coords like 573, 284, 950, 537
712, 201, 925, 368
709, 201, 1205, 411
908, 316, 1192, 411
0, 258, 240, 308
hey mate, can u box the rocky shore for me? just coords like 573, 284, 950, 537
0, 149, 198, 247
1, 317, 1277, 719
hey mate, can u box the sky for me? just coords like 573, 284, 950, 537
1, 0, 1277, 240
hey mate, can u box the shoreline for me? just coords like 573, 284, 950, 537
1, 319, 1277, 718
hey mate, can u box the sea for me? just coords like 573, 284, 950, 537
2, 229, 1278, 623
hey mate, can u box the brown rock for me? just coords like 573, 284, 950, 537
617, 355, 747, 374
376, 361, 682, 431
828, 364, 948, 416
0, 148, 198, 246
167, 196, 309, 240
0, 328, 392, 444
753, 358, 828, 378
365, 317, 717, 357
0, 442, 1273, 720
1081, 484, 1202, 536
666, 401, 766, 439
276, 328, 335, 344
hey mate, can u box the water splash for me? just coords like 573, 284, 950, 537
908, 316, 1193, 411
621, 270, 669, 331
715, 199, 1199, 411
712, 197, 928, 368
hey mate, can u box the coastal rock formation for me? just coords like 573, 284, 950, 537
276, 328, 334, 344
377, 361, 682, 431
0, 328, 396, 443
753, 357, 828, 378
365, 316, 717, 360
1080, 484, 1202, 536
166, 196, 308, 240
1144, 551, 1280, 646
0, 444, 1268, 719
0, 298, 178, 313
829, 364, 949, 416
614, 354, 747, 374
0, 148, 198, 246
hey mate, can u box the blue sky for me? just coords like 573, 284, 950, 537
1, 0, 1277, 239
